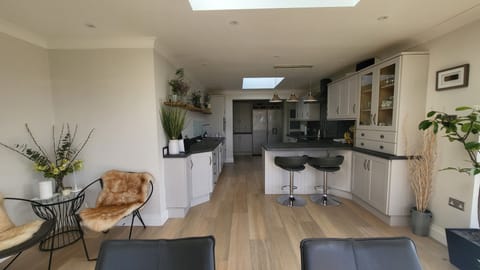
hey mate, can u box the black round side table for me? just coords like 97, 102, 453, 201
31, 192, 85, 251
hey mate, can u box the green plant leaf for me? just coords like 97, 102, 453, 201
465, 141, 480, 151
427, 111, 437, 117
456, 106, 472, 111
418, 120, 432, 130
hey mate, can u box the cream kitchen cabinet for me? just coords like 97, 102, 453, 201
164, 156, 193, 218
351, 152, 413, 226
327, 74, 358, 120
296, 100, 320, 121
355, 52, 429, 155
191, 151, 213, 206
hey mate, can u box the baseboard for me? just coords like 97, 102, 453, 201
167, 208, 189, 218
191, 195, 210, 206
430, 223, 447, 246
352, 195, 410, 226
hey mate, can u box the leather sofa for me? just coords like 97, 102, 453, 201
300, 237, 422, 270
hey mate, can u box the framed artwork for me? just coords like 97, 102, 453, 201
436, 64, 469, 91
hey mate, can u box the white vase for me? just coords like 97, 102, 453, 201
178, 138, 185, 152
168, 139, 180, 155
39, 180, 53, 199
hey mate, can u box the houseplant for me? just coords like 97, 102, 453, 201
191, 91, 202, 108
407, 128, 437, 236
0, 124, 94, 192
419, 106, 480, 268
160, 106, 186, 155
168, 68, 190, 103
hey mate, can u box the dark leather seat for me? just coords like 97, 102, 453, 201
307, 155, 344, 206
300, 237, 422, 270
274, 156, 308, 207
95, 236, 215, 270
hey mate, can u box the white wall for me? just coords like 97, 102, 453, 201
0, 33, 54, 222
418, 19, 480, 244
48, 48, 167, 224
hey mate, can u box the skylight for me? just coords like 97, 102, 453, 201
189, 0, 360, 11
242, 77, 284, 90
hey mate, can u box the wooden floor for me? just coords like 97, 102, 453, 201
3, 156, 457, 270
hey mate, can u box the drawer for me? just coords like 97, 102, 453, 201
356, 138, 396, 154
356, 130, 396, 143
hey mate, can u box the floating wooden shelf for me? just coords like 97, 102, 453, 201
164, 101, 212, 114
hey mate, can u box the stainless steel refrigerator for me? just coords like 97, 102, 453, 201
252, 109, 283, 155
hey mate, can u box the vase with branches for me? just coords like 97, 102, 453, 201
0, 124, 94, 192
168, 68, 190, 102
407, 128, 437, 235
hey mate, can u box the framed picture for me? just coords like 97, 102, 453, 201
436, 64, 469, 91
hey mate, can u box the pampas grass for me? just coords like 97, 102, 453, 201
407, 128, 437, 212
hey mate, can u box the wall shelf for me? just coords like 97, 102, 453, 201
164, 101, 212, 114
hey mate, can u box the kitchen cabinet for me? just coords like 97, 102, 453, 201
208, 95, 226, 136
164, 156, 192, 217
296, 100, 320, 120
191, 152, 213, 206
327, 74, 358, 120
351, 152, 413, 225
355, 52, 429, 155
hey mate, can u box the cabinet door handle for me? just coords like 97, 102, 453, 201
373, 113, 377, 125
353, 104, 356, 113
209, 156, 212, 165
190, 160, 193, 169
367, 160, 371, 171
361, 133, 365, 137
363, 160, 367, 170
379, 145, 384, 150
336, 106, 339, 114
380, 134, 384, 139
360, 142, 364, 146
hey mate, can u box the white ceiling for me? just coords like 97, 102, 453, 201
1, 0, 480, 90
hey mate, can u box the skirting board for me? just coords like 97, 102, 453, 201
191, 194, 210, 207
352, 195, 410, 226
430, 223, 447, 246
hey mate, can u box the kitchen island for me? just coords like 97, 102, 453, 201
263, 141, 353, 199
263, 140, 414, 226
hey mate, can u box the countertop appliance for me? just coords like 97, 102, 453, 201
252, 109, 283, 155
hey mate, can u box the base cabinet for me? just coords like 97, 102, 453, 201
164, 157, 192, 218
351, 152, 413, 225
191, 152, 213, 206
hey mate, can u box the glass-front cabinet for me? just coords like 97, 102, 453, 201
357, 58, 398, 131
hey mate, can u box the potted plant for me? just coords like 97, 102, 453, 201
204, 93, 211, 109
160, 106, 186, 155
419, 106, 480, 269
168, 68, 190, 103
407, 128, 437, 236
0, 124, 94, 193
191, 91, 202, 108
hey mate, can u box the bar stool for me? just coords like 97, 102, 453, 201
307, 155, 344, 206
274, 156, 308, 207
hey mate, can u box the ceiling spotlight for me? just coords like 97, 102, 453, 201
377, 16, 389, 21
229, 20, 239, 25
85, 23, 96, 29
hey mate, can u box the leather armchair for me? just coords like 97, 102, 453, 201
95, 236, 215, 270
300, 237, 422, 270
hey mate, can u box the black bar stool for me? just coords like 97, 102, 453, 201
274, 156, 308, 207
307, 155, 344, 206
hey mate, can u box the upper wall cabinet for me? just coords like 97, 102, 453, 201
355, 52, 429, 155
295, 100, 320, 121
327, 74, 358, 120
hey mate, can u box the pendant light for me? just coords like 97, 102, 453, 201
303, 77, 317, 103
286, 92, 299, 103
270, 92, 282, 103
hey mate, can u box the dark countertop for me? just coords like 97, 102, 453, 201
263, 140, 408, 160
163, 137, 225, 158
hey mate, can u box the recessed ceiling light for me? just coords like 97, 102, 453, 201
85, 23, 96, 29
189, 0, 361, 11
377, 16, 389, 21
229, 20, 239, 25
273, 55, 280, 58
242, 77, 284, 89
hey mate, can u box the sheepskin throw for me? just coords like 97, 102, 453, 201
0, 194, 44, 251
79, 170, 154, 232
